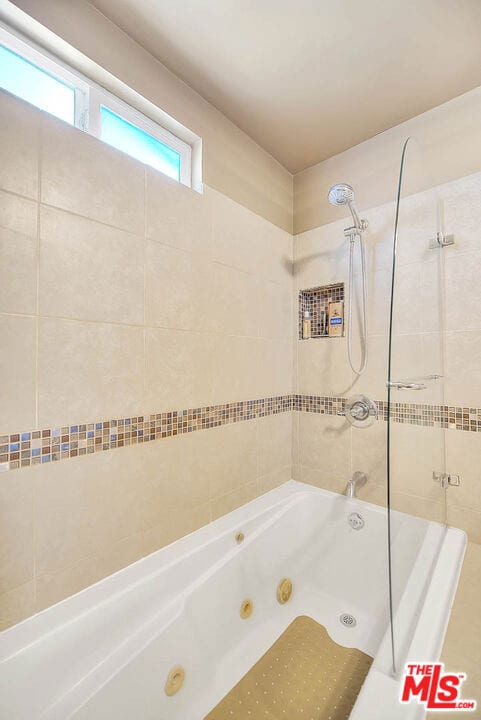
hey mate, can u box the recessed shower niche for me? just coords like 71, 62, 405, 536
298, 282, 344, 339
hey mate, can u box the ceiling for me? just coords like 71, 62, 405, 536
88, 0, 481, 174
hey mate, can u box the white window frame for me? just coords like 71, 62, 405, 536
89, 87, 191, 186
0, 25, 89, 130
0, 24, 192, 186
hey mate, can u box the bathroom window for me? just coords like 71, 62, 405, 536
0, 25, 192, 185
100, 105, 182, 182
0, 30, 88, 127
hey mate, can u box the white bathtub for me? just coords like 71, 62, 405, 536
0, 481, 466, 720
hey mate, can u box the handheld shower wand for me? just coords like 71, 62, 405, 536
328, 184, 368, 376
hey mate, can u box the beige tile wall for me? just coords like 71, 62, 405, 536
293, 169, 481, 542
0, 90, 293, 628
2, 85, 480, 638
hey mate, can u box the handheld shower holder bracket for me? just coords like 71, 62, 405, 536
344, 219, 368, 237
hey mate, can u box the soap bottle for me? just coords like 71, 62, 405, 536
328, 301, 344, 337
302, 311, 311, 339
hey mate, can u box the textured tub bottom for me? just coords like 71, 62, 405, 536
204, 615, 373, 720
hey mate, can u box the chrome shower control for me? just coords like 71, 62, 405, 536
338, 395, 378, 428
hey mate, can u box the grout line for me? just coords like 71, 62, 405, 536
34, 121, 42, 434
142, 167, 147, 416
0, 311, 291, 341
32, 118, 43, 609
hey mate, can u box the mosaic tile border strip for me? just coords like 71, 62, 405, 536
1, 394, 479, 474
293, 395, 481, 431
0, 396, 293, 473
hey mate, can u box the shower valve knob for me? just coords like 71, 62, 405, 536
338, 395, 378, 428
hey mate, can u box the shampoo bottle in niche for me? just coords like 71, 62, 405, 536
302, 311, 311, 339
328, 301, 344, 337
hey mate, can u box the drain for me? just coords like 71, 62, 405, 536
339, 613, 357, 628
348, 512, 364, 530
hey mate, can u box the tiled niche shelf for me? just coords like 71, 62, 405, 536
298, 282, 344, 339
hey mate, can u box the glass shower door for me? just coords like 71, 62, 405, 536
387, 136, 448, 674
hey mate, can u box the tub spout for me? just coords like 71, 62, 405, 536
345, 471, 367, 499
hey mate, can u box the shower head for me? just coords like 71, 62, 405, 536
328, 183, 355, 207
328, 183, 366, 233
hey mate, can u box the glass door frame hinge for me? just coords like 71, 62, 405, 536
432, 471, 460, 488
428, 232, 455, 249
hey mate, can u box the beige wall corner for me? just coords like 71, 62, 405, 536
294, 85, 481, 234
5, 0, 293, 232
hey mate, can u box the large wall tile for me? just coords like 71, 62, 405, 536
297, 337, 354, 397
34, 452, 114, 576
41, 117, 144, 234
0, 581, 35, 632
445, 250, 481, 331
35, 556, 103, 613
297, 465, 347, 495
257, 339, 293, 397
419, 258, 444, 334
395, 191, 438, 268
211, 335, 260, 404
146, 168, 211, 253
362, 202, 395, 273
351, 421, 387, 488
258, 222, 293, 289
389, 423, 446, 505
445, 430, 481, 514
39, 207, 144, 324
391, 263, 422, 335
211, 482, 258, 521
37, 318, 144, 427
298, 413, 351, 477
447, 505, 481, 544
105, 445, 153, 544
145, 240, 213, 331
211, 187, 263, 275
145, 327, 213, 410
257, 412, 292, 477
139, 436, 183, 532
445, 330, 481, 407
441, 174, 481, 255
258, 465, 292, 495
211, 263, 259, 337
0, 91, 39, 199
366, 268, 391, 337
208, 421, 258, 500
170, 502, 212, 540
142, 432, 211, 521
258, 281, 292, 339
293, 221, 347, 291
0, 191, 37, 315
0, 470, 34, 593
390, 490, 445, 524
0, 315, 36, 433
350, 334, 388, 400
